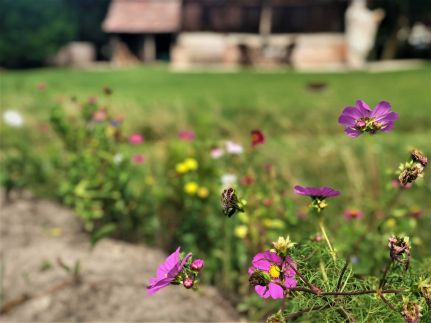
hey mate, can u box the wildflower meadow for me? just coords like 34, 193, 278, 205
1, 66, 430, 322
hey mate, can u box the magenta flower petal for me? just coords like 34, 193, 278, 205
371, 101, 391, 119
284, 277, 297, 289
381, 122, 395, 132
356, 100, 372, 117
252, 251, 281, 271
338, 115, 357, 127
293, 185, 340, 198
268, 283, 284, 299
255, 285, 270, 299
340, 106, 363, 119
156, 247, 181, 278
147, 277, 173, 295
344, 128, 362, 137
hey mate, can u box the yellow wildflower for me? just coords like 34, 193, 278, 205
197, 187, 209, 198
145, 176, 155, 185
184, 158, 198, 171
234, 225, 248, 239
385, 218, 397, 229
176, 162, 189, 174
184, 182, 199, 195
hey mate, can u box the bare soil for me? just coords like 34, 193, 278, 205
0, 193, 240, 322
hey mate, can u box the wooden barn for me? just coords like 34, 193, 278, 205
102, 0, 349, 69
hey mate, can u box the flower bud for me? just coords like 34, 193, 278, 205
190, 259, 204, 271
183, 277, 194, 289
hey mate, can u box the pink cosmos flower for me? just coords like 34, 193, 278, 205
178, 130, 195, 141
147, 247, 192, 295
93, 110, 107, 122
132, 154, 145, 164
248, 250, 297, 299
225, 141, 244, 154
211, 147, 224, 159
251, 129, 265, 147
338, 100, 398, 137
129, 134, 144, 144
344, 208, 364, 220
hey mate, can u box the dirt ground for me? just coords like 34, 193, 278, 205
0, 193, 240, 322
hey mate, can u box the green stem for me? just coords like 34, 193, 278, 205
318, 218, 336, 261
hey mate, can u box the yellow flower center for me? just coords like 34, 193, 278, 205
269, 265, 281, 278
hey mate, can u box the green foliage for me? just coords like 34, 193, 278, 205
0, 0, 76, 68
48, 96, 156, 243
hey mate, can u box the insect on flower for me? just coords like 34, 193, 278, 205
221, 187, 245, 217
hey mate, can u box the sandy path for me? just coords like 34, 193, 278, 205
0, 194, 240, 322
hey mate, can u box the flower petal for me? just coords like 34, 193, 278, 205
338, 115, 357, 127
344, 128, 362, 137
381, 121, 395, 133
268, 283, 284, 299
340, 106, 362, 120
284, 278, 297, 289
371, 101, 391, 119
379, 111, 398, 122
147, 277, 173, 295
356, 100, 372, 117
255, 285, 270, 298
156, 247, 181, 278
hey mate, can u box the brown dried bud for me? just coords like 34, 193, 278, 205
411, 149, 428, 168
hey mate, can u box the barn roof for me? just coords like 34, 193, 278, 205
102, 0, 181, 33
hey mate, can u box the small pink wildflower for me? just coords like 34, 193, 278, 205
129, 134, 144, 144
132, 154, 145, 164
344, 208, 364, 220
211, 147, 224, 159
178, 130, 195, 141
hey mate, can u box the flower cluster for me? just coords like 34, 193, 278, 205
176, 158, 198, 174
147, 247, 204, 295
338, 100, 398, 137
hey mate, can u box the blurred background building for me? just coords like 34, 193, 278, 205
0, 0, 430, 70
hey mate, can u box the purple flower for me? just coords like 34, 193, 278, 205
294, 185, 340, 212
248, 250, 297, 299
338, 100, 398, 137
147, 247, 192, 295
294, 186, 340, 198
